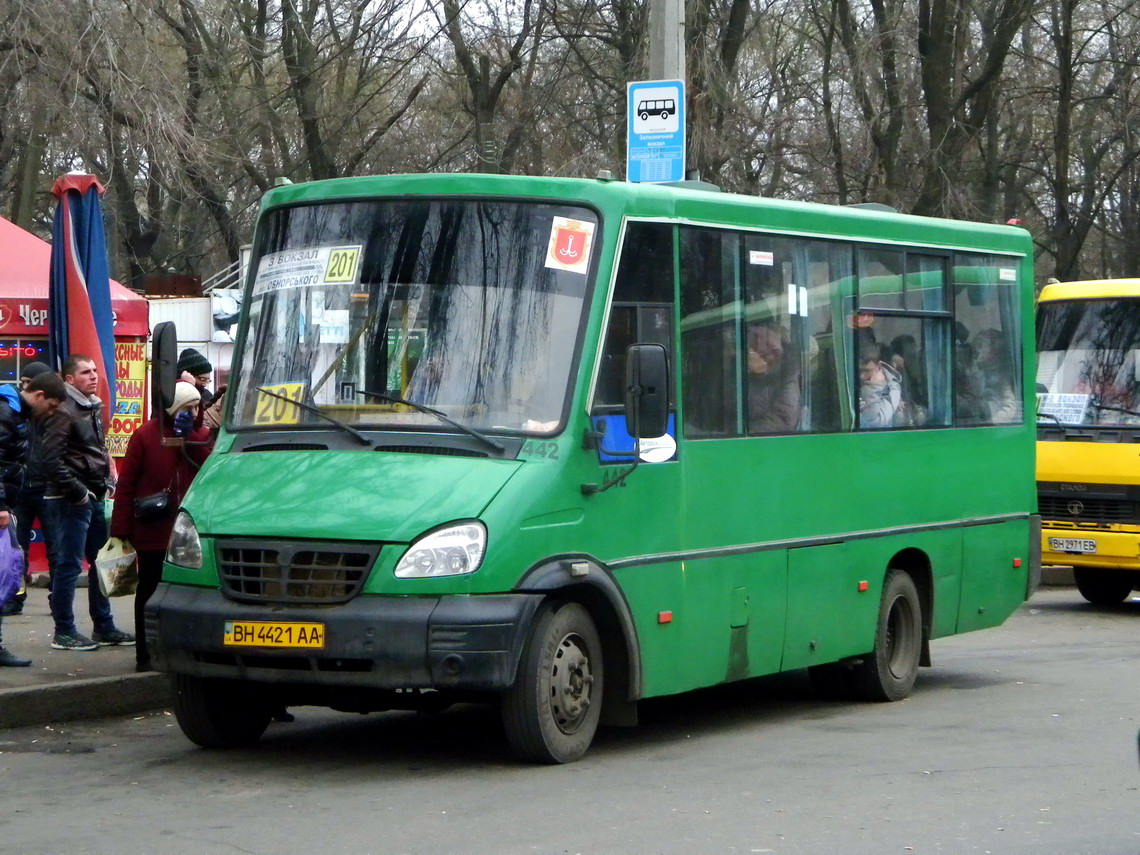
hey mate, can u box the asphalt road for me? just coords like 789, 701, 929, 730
1, 586, 1137, 855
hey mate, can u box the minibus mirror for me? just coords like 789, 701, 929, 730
151, 321, 179, 415
624, 343, 669, 438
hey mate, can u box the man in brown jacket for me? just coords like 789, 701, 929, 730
41, 355, 134, 651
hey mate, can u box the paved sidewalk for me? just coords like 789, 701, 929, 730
0, 582, 169, 728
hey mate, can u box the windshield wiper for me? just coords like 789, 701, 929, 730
256, 387, 373, 446
1036, 411, 1062, 423
355, 389, 505, 453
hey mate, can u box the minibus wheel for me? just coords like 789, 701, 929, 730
502, 601, 604, 763
171, 674, 272, 749
853, 570, 922, 702
1073, 568, 1135, 605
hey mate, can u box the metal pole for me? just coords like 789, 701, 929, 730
649, 0, 685, 82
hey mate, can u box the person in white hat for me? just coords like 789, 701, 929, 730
108, 382, 211, 671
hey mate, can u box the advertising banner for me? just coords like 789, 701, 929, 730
107, 340, 147, 457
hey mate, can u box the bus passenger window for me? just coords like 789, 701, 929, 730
858, 249, 904, 310
593, 222, 675, 410
953, 255, 1023, 426
740, 233, 800, 435
854, 252, 952, 430
681, 230, 853, 437
853, 316, 950, 428
680, 228, 741, 437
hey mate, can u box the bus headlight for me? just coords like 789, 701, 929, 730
394, 522, 487, 578
166, 511, 203, 569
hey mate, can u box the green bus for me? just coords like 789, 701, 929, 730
150, 173, 1039, 763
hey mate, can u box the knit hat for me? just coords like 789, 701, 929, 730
177, 348, 212, 376
20, 362, 51, 381
166, 381, 201, 416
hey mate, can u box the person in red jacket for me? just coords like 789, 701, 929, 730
109, 382, 210, 671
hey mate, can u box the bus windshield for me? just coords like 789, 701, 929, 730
231, 199, 597, 435
1036, 298, 1140, 425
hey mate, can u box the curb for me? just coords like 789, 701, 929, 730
0, 672, 171, 729
1042, 565, 1075, 586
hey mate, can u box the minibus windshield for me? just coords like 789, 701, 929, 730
1037, 298, 1140, 425
231, 199, 597, 436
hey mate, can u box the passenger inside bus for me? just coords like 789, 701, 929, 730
953, 322, 987, 422
889, 334, 928, 426
745, 323, 800, 433
974, 328, 1021, 422
858, 344, 902, 428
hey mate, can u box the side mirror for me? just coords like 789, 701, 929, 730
624, 343, 670, 438
151, 321, 179, 415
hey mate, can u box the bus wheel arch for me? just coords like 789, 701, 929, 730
502, 600, 604, 763
852, 560, 926, 702
516, 558, 642, 729
886, 548, 933, 667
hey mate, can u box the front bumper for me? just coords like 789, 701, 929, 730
1041, 525, 1140, 570
145, 583, 542, 691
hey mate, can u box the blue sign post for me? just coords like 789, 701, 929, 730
627, 79, 686, 183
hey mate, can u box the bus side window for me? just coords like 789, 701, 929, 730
681, 230, 852, 437
854, 251, 953, 430
952, 255, 1023, 426
680, 227, 741, 437
593, 222, 675, 410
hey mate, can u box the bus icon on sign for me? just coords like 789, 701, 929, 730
637, 99, 676, 121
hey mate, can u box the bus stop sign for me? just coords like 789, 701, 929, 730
627, 80, 686, 183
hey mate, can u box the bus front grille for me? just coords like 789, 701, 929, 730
216, 541, 378, 604
1037, 494, 1137, 524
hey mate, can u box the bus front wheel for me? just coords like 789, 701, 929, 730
853, 570, 922, 702
171, 674, 272, 749
1074, 568, 1135, 605
502, 601, 604, 764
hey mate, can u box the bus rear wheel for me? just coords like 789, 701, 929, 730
502, 601, 603, 764
853, 570, 922, 702
1073, 568, 1135, 605
171, 674, 272, 749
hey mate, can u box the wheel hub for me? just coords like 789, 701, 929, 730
550, 632, 593, 733
885, 594, 917, 679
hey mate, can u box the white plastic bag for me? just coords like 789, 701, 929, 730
95, 537, 138, 597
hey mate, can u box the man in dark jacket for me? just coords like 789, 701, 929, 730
0, 371, 66, 665
2, 361, 55, 616
41, 355, 134, 651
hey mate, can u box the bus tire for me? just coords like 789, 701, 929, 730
853, 570, 922, 702
1073, 568, 1134, 605
640, 111, 649, 121
171, 674, 272, 749
501, 601, 603, 764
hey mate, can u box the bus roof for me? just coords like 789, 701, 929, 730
259, 173, 1031, 257
1038, 279, 1140, 302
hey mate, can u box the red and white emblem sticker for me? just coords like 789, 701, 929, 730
546, 217, 594, 274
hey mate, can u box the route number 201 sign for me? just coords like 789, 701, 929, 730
253, 245, 363, 295
254, 383, 307, 426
